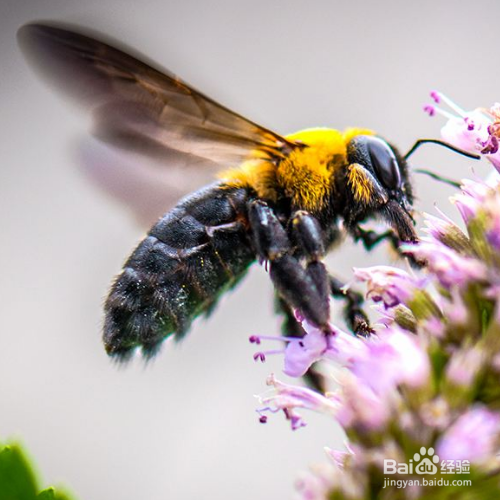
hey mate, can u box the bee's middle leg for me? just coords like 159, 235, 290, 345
289, 210, 330, 311
248, 201, 329, 330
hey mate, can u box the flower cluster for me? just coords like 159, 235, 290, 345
424, 91, 500, 171
252, 178, 500, 499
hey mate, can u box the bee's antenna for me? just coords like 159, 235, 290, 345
404, 138, 481, 161
413, 169, 461, 189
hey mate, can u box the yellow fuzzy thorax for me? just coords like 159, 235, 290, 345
220, 127, 374, 213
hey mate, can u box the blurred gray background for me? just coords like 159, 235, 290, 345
1, 1, 499, 499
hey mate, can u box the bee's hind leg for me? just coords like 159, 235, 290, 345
248, 201, 329, 330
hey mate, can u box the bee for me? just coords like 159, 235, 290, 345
18, 23, 475, 370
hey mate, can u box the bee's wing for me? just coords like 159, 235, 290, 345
18, 22, 295, 170
77, 137, 220, 225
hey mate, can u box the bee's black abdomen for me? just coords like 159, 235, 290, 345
103, 183, 255, 359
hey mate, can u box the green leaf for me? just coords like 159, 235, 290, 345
37, 487, 73, 500
0, 444, 38, 500
37, 489, 57, 500
0, 441, 77, 500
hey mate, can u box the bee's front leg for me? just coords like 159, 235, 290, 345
353, 225, 422, 268
353, 225, 401, 253
248, 201, 329, 330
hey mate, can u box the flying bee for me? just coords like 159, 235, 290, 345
18, 22, 478, 371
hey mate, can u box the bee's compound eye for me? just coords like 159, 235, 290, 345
366, 137, 401, 190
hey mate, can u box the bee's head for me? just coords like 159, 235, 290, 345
344, 135, 416, 242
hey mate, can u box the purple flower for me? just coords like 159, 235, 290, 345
452, 195, 480, 225
445, 347, 485, 387
437, 406, 500, 463
251, 326, 328, 378
336, 376, 391, 432
282, 329, 328, 377
296, 463, 350, 500
460, 178, 494, 202
256, 374, 339, 430
250, 319, 362, 378
451, 179, 494, 226
254, 316, 430, 434
419, 398, 451, 430
403, 240, 488, 289
441, 288, 469, 325
423, 91, 500, 171
441, 110, 490, 154
324, 447, 351, 468
253, 314, 430, 396
250, 171, 500, 499
250, 328, 326, 377
423, 212, 472, 254
350, 329, 430, 393
486, 212, 500, 251
353, 266, 423, 308
421, 316, 446, 338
